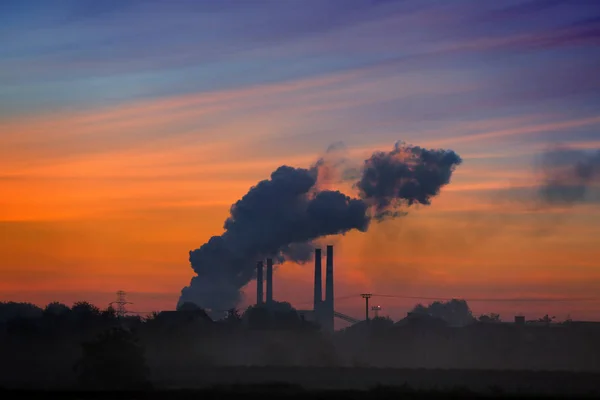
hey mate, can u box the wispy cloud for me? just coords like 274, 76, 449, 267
432, 116, 600, 146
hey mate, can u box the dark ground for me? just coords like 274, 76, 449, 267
3, 367, 600, 397
0, 385, 597, 399
151, 366, 600, 396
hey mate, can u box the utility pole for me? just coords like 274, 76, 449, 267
361, 293, 372, 322
109, 290, 133, 318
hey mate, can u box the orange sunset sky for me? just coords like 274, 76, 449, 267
1, 0, 600, 323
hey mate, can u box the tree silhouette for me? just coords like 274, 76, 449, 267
71, 301, 100, 319
410, 299, 475, 326
371, 316, 394, 329
0, 301, 42, 323
146, 311, 160, 321
225, 308, 242, 324
176, 302, 201, 312
101, 305, 117, 320
538, 314, 556, 325
70, 301, 102, 329
75, 327, 150, 390
43, 302, 70, 317
5, 316, 39, 337
478, 313, 501, 323
245, 305, 271, 328
244, 302, 303, 330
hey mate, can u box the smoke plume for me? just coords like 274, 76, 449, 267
357, 141, 464, 220
537, 145, 600, 206
179, 141, 462, 316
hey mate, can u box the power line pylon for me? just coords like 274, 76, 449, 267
361, 293, 372, 322
109, 290, 133, 318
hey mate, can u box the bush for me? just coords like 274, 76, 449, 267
74, 327, 150, 390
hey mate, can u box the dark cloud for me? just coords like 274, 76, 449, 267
357, 141, 463, 220
179, 165, 370, 316
179, 142, 462, 316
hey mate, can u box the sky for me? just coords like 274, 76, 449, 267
1, 0, 600, 324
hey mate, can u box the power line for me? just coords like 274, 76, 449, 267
298, 293, 600, 305
371, 294, 600, 303
293, 293, 361, 306
299, 293, 600, 304
125, 293, 600, 317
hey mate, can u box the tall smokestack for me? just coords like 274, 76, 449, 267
266, 258, 273, 305
325, 245, 334, 331
314, 248, 322, 313
256, 261, 264, 305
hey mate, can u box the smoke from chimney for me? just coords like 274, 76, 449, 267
179, 141, 462, 316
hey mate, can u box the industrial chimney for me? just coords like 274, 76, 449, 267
314, 248, 322, 314
325, 245, 334, 332
256, 261, 264, 305
266, 258, 273, 305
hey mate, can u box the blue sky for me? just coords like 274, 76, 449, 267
2, 0, 598, 117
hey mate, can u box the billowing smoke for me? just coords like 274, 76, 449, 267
538, 145, 600, 206
179, 141, 462, 316
180, 166, 369, 315
357, 141, 464, 220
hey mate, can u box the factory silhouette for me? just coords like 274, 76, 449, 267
255, 245, 345, 333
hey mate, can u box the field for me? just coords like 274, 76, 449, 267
3, 367, 600, 397
150, 367, 600, 396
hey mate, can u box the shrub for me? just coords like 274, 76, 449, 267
74, 327, 150, 390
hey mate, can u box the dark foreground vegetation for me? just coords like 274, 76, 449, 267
2, 299, 600, 396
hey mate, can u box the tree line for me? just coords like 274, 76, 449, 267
0, 298, 598, 390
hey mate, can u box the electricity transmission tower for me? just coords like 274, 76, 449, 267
109, 290, 133, 318
361, 293, 372, 322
